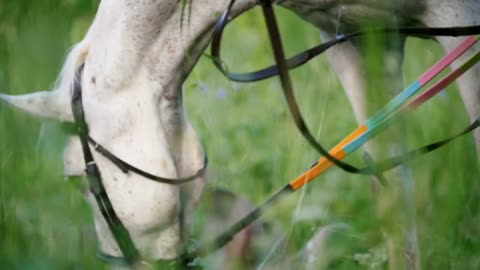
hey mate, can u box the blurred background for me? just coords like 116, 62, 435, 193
0, 0, 479, 269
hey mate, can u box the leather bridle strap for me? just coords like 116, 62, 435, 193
71, 66, 206, 267
211, 0, 480, 176
71, 66, 141, 265
181, 0, 480, 259
181, 113, 480, 260
183, 116, 480, 260
87, 136, 208, 185
211, 0, 480, 83
180, 184, 294, 261
288, 47, 480, 188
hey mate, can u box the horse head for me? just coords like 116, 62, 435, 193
0, 0, 257, 264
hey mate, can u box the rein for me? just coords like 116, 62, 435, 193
88, 136, 208, 185
181, 0, 480, 261
211, 0, 480, 176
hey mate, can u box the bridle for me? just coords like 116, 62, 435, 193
211, 0, 480, 176
70, 66, 206, 268
183, 0, 480, 262
69, 0, 480, 268
71, 77, 208, 186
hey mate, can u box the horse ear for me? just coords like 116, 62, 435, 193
0, 40, 89, 123
0, 90, 72, 122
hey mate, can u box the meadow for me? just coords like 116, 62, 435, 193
0, 1, 479, 269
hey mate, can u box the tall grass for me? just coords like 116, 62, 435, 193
1, 1, 479, 269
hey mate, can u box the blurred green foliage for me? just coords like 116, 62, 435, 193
1, 1, 479, 269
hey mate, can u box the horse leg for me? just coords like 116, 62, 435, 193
317, 31, 420, 270
422, 2, 480, 152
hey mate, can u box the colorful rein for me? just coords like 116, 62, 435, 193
290, 36, 480, 190
182, 0, 480, 262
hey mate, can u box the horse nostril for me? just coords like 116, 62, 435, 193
91, 76, 96, 85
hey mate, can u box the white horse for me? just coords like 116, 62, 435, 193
1, 0, 259, 268
1, 0, 479, 269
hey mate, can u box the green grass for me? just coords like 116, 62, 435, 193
1, 1, 480, 269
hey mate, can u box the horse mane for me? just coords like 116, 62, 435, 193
54, 39, 89, 104
0, 39, 90, 122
